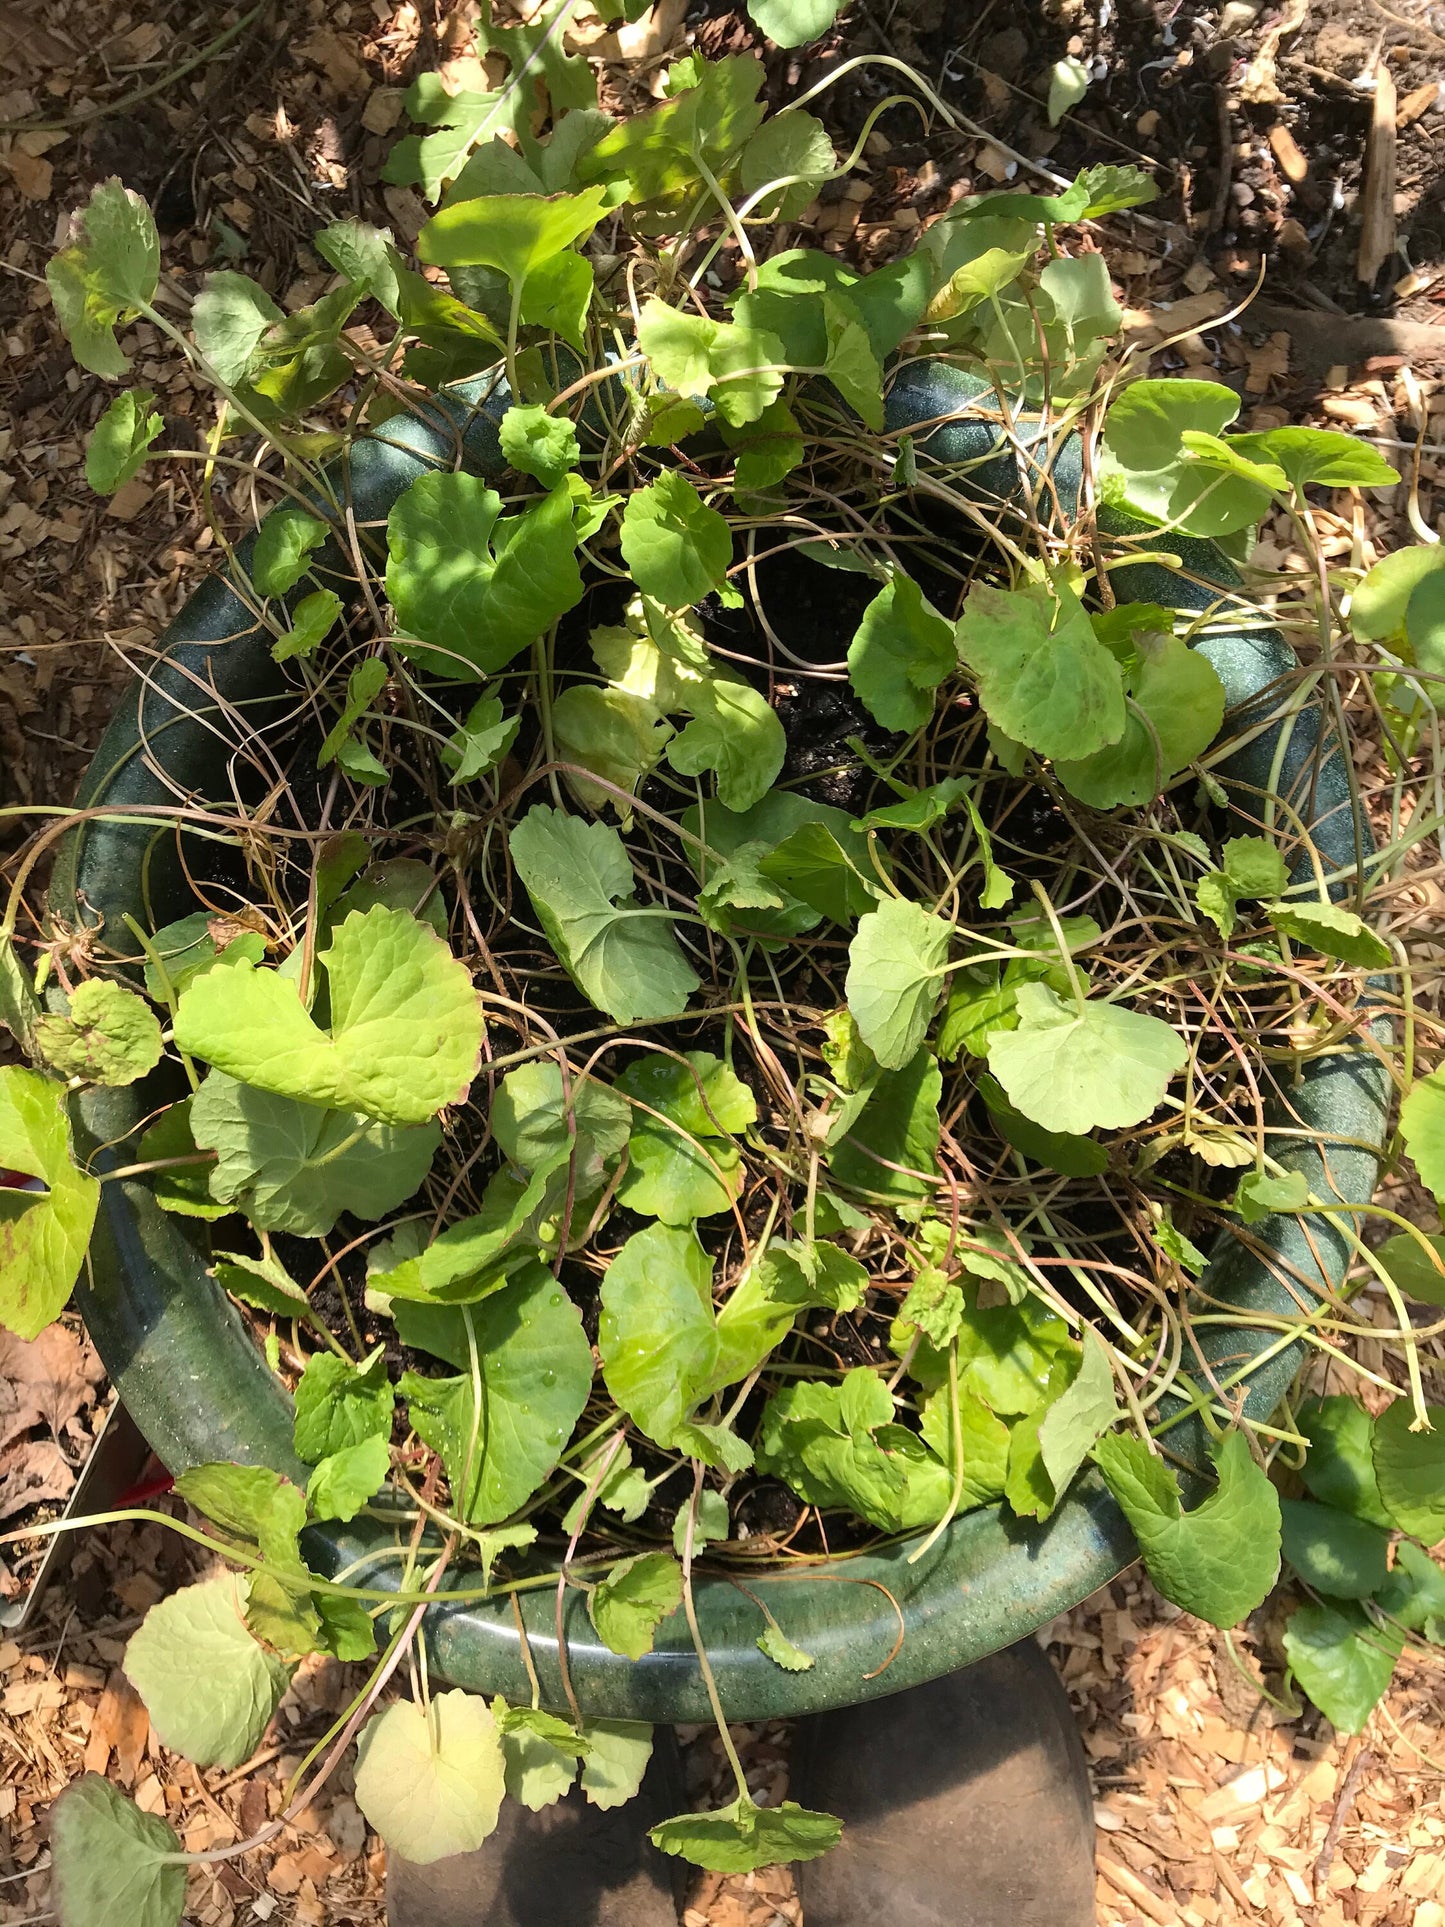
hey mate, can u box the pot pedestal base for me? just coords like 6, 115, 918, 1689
792, 1638, 1095, 1926
386, 1641, 1093, 1925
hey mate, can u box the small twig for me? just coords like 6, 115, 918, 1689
1208, 84, 1234, 236
1357, 48, 1399, 283
1314, 1740, 1374, 1897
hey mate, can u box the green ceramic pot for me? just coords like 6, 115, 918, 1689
51, 362, 1389, 1722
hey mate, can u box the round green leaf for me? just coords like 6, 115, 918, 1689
987, 983, 1187, 1135
1378, 1230, 1445, 1306
1351, 544, 1445, 644
35, 977, 162, 1087
252, 505, 330, 596
1094, 1430, 1280, 1628
1402, 1065, 1445, 1204
0, 1065, 101, 1339
386, 472, 585, 679
175, 905, 483, 1125
1408, 569, 1445, 680
746, 0, 845, 47
1298, 1395, 1393, 1528
293, 1349, 395, 1461
846, 574, 955, 733
1278, 1496, 1391, 1600
637, 299, 786, 427
492, 1060, 631, 1181
1267, 899, 1393, 970
85, 388, 163, 494
599, 1223, 720, 1443
509, 805, 700, 1025
845, 896, 951, 1070
398, 1264, 593, 1524
955, 579, 1126, 762
579, 1719, 654, 1808
650, 1795, 842, 1871
588, 1550, 684, 1659
614, 1051, 755, 1224
51, 1774, 185, 1927
665, 674, 786, 812
738, 108, 834, 220
442, 692, 521, 783
1229, 424, 1399, 491
1372, 1399, 1445, 1542
190, 1070, 440, 1237
553, 684, 674, 815
1282, 1602, 1401, 1734
827, 1049, 941, 1199
123, 1573, 292, 1768
619, 470, 732, 609
192, 269, 283, 384
306, 1433, 392, 1522
1056, 633, 1225, 808
354, 1691, 506, 1865
499, 402, 580, 488
46, 180, 160, 378
1102, 378, 1271, 538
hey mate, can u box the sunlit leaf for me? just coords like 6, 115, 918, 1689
0, 1066, 101, 1339
588, 1550, 683, 1659
123, 1574, 292, 1768
847, 574, 955, 733
827, 1049, 941, 1199
1267, 899, 1392, 970
46, 179, 159, 377
398, 1267, 593, 1524
845, 896, 951, 1070
988, 983, 1186, 1135
638, 298, 786, 427
955, 579, 1126, 762
252, 506, 330, 596
620, 470, 732, 609
387, 473, 585, 680
615, 1050, 755, 1224
354, 1691, 505, 1864
500, 402, 581, 488
652, 1794, 841, 1872
85, 388, 163, 494
35, 978, 162, 1086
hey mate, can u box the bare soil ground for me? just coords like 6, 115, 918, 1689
2, 2, 1444, 1924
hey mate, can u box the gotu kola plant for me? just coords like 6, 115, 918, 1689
2, 12, 1440, 1914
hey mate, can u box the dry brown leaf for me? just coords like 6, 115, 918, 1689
296, 28, 370, 97
0, 1324, 103, 1447
0, 1436, 73, 1518
84, 1667, 149, 1783
4, 144, 51, 199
